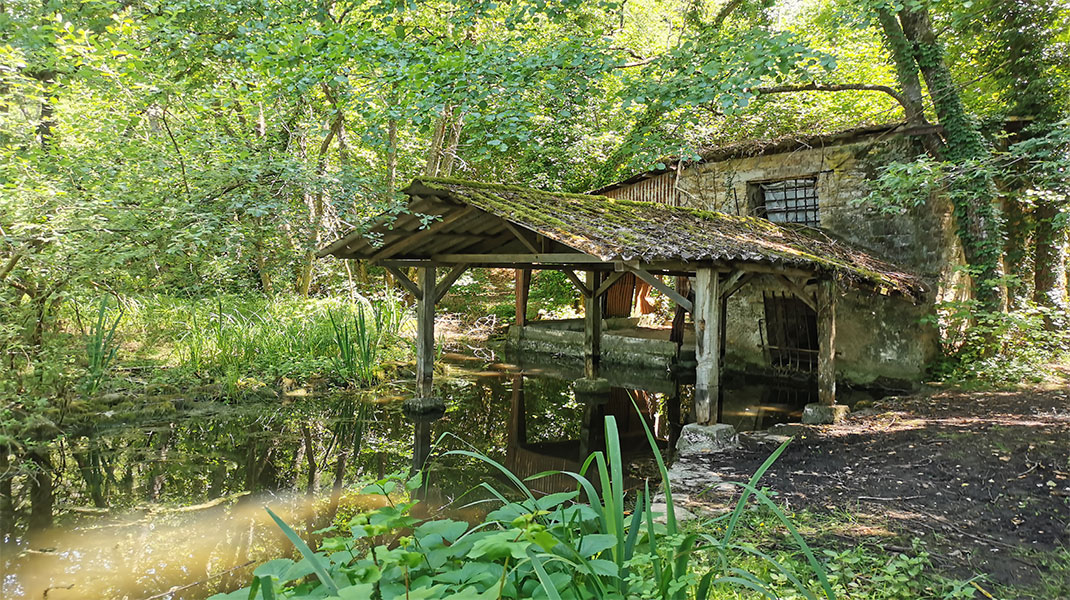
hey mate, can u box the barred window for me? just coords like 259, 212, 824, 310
754, 178, 819, 227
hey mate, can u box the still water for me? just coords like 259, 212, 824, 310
1, 352, 819, 600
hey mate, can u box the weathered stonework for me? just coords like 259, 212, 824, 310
676, 423, 740, 455
605, 128, 966, 387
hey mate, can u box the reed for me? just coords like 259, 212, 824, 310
110, 293, 409, 391
329, 293, 405, 387
82, 297, 122, 397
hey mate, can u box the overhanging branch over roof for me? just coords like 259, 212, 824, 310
318, 178, 926, 298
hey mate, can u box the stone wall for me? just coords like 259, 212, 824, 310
638, 133, 964, 387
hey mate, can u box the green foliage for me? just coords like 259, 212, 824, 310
926, 294, 1070, 384
217, 411, 837, 600
530, 270, 574, 305
819, 541, 978, 599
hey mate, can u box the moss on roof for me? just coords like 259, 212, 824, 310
413, 177, 923, 297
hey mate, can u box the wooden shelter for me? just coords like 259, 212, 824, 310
318, 178, 925, 424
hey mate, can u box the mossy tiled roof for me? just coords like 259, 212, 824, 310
321, 177, 925, 298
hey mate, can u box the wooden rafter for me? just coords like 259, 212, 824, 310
594, 270, 626, 298
502, 221, 540, 253
370, 206, 479, 260
720, 270, 751, 300
775, 274, 817, 311
433, 253, 605, 264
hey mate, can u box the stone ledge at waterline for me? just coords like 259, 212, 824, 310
507, 321, 695, 369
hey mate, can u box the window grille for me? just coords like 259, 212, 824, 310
760, 291, 818, 374
756, 178, 819, 227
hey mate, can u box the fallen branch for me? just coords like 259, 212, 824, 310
139, 560, 255, 600
857, 495, 923, 502
151, 490, 251, 513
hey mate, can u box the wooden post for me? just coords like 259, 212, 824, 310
416, 266, 436, 398
583, 270, 602, 379
515, 268, 531, 326
694, 268, 721, 424
817, 278, 837, 406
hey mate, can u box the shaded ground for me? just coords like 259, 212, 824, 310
671, 386, 1070, 596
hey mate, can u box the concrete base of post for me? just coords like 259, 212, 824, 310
572, 377, 611, 395
801, 403, 849, 425
403, 396, 446, 414
676, 423, 739, 455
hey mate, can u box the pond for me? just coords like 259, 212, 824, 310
1, 351, 837, 600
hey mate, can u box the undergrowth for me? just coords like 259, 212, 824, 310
213, 402, 983, 600
82, 292, 413, 394
926, 296, 1070, 385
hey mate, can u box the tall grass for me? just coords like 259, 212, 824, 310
79, 297, 122, 396
217, 401, 838, 600
111, 293, 410, 389
329, 295, 405, 387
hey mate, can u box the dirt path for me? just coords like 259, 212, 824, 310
671, 387, 1070, 595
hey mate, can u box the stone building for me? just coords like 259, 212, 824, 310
593, 123, 965, 388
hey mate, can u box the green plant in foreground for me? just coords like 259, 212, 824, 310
213, 405, 837, 600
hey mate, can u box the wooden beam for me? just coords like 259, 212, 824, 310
433, 264, 469, 303
730, 263, 816, 279
584, 270, 602, 379
694, 267, 721, 424
386, 266, 422, 300
432, 253, 605, 264
416, 266, 436, 398
370, 206, 479, 260
461, 231, 517, 255
501, 221, 540, 253
776, 274, 817, 311
816, 279, 837, 406
563, 269, 592, 297
628, 267, 693, 312
594, 270, 626, 298
456, 212, 504, 236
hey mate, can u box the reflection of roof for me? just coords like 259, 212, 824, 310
318, 177, 926, 298
591, 122, 939, 196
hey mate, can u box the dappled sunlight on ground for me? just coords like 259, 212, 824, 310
672, 387, 1070, 593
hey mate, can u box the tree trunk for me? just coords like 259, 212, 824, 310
295, 112, 343, 297
0, 449, 15, 536
34, 70, 57, 150
424, 105, 453, 177
1001, 194, 1032, 305
897, 4, 1004, 310
1033, 199, 1068, 313
301, 424, 319, 495
28, 446, 53, 530
875, 9, 928, 127
439, 116, 464, 177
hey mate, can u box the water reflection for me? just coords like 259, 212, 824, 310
2, 351, 837, 599
4, 490, 390, 600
